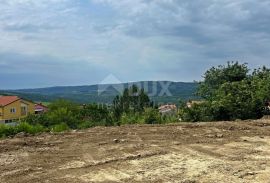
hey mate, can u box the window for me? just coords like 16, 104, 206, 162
21, 106, 27, 116
5, 119, 12, 123
10, 108, 16, 113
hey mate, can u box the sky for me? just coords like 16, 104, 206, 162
0, 0, 270, 89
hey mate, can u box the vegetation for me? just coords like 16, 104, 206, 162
180, 62, 270, 122
0, 85, 177, 138
1, 62, 270, 138
0, 122, 47, 138
0, 81, 198, 104
112, 85, 152, 120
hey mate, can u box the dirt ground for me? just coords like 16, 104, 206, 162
1, 120, 270, 183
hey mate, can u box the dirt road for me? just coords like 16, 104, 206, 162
1, 120, 270, 183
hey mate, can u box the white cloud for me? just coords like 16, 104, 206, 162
0, 0, 270, 88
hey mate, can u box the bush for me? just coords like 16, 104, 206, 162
23, 114, 50, 127
47, 107, 80, 129
0, 122, 46, 138
189, 62, 270, 122
144, 108, 161, 124
80, 104, 113, 126
0, 124, 16, 138
16, 122, 43, 134
161, 115, 179, 123
77, 121, 96, 129
51, 123, 70, 132
120, 112, 145, 125
48, 99, 80, 114
180, 102, 214, 122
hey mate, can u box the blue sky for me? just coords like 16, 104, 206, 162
1, 0, 270, 89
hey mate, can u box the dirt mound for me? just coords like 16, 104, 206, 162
1, 120, 270, 183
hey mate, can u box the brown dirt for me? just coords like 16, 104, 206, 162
1, 120, 270, 183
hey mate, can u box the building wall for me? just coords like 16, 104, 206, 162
0, 107, 3, 120
21, 100, 35, 115
0, 107, 4, 124
0, 99, 35, 122
2, 100, 21, 121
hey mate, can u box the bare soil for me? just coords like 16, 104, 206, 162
1, 120, 270, 183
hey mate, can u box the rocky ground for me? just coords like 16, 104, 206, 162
1, 120, 270, 183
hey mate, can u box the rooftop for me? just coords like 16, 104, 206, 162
0, 96, 20, 107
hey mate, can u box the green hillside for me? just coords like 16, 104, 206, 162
1, 81, 199, 104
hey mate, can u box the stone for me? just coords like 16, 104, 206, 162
113, 139, 120, 143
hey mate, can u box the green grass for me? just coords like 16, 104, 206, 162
0, 122, 47, 138
51, 123, 70, 132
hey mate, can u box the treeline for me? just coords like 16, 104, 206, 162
0, 85, 177, 138
180, 62, 270, 122
2, 62, 270, 138
3, 82, 198, 104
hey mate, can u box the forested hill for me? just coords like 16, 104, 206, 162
1, 81, 198, 104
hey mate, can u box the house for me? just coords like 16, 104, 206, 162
35, 103, 48, 114
0, 96, 35, 124
159, 104, 177, 116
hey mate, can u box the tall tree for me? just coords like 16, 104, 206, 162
198, 61, 249, 100
184, 62, 270, 122
112, 85, 151, 119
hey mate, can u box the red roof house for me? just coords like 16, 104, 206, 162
35, 103, 48, 114
0, 96, 20, 106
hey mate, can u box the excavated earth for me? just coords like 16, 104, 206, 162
1, 120, 270, 183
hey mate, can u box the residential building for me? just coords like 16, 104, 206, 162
0, 96, 35, 124
159, 104, 177, 116
35, 103, 48, 114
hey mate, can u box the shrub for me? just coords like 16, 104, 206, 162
51, 123, 70, 132
0, 123, 46, 138
16, 122, 46, 134
144, 108, 161, 124
47, 107, 80, 129
23, 114, 50, 127
0, 124, 16, 138
80, 104, 113, 126
48, 99, 80, 114
77, 121, 96, 129
161, 115, 179, 123
120, 112, 145, 125
180, 102, 214, 122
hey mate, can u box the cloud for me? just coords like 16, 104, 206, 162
0, 51, 110, 89
0, 0, 270, 88
3, 23, 61, 33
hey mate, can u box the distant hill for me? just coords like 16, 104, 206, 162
0, 81, 199, 104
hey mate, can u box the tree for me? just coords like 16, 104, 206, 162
198, 61, 249, 100
120, 85, 150, 113
112, 85, 151, 118
184, 62, 270, 122
48, 99, 80, 115
144, 108, 161, 124
80, 104, 112, 126
112, 95, 122, 122
47, 99, 81, 128
47, 107, 79, 129
212, 80, 257, 120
